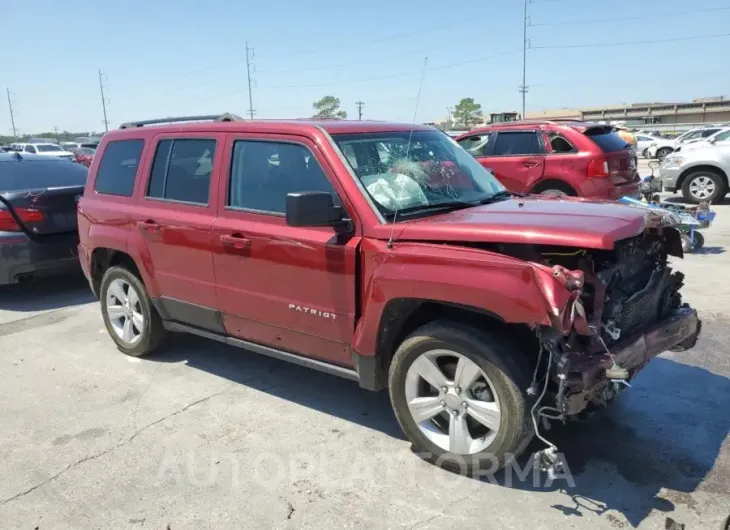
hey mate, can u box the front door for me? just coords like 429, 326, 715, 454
133, 133, 224, 328
212, 134, 359, 367
478, 130, 546, 192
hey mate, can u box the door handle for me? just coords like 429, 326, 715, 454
220, 233, 251, 251
138, 220, 160, 232
522, 161, 540, 168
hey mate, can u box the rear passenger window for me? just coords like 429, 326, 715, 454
94, 139, 144, 196
146, 139, 216, 205
458, 135, 490, 156
228, 140, 336, 214
548, 133, 575, 153
492, 132, 543, 156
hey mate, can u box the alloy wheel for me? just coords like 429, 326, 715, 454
688, 175, 716, 201
106, 278, 144, 345
404, 349, 501, 455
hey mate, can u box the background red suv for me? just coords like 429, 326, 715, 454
456, 120, 641, 200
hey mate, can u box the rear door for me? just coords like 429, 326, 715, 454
479, 130, 546, 192
583, 127, 637, 185
132, 133, 224, 327
0, 157, 87, 237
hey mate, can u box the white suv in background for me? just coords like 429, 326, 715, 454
674, 127, 730, 153
9, 143, 75, 160
647, 127, 723, 160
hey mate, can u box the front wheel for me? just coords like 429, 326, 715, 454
681, 170, 726, 204
388, 322, 533, 473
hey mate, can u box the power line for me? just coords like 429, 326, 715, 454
532, 31, 730, 50
256, 30, 512, 75
245, 41, 256, 119
520, 0, 530, 119
6, 88, 18, 139
166, 48, 523, 105
98, 70, 110, 132
356, 101, 364, 120
531, 5, 730, 27
260, 6, 521, 59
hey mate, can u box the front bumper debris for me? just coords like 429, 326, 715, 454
559, 306, 700, 416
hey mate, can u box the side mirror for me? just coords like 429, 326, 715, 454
708, 136, 717, 144
286, 191, 344, 228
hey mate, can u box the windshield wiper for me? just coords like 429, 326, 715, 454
475, 190, 525, 204
385, 201, 473, 219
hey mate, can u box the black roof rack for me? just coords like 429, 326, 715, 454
119, 113, 244, 129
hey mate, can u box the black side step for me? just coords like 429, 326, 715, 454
163, 321, 360, 382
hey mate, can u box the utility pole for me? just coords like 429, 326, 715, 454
245, 42, 256, 119
53, 126, 60, 141
519, 0, 530, 119
355, 101, 364, 120
98, 69, 110, 132
6, 88, 18, 139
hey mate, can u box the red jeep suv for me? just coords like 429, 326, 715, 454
77, 114, 699, 474
456, 120, 641, 200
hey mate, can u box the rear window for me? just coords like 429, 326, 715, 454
584, 128, 631, 152
94, 139, 144, 196
0, 158, 87, 191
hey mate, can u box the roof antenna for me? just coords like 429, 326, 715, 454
387, 56, 428, 250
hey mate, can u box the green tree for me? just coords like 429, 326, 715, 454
312, 96, 347, 119
452, 98, 483, 128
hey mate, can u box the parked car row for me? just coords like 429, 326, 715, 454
640, 126, 728, 160
4, 141, 96, 167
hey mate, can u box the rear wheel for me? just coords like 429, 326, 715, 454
100, 266, 166, 357
642, 148, 650, 158
681, 170, 726, 204
388, 322, 533, 473
532, 181, 576, 197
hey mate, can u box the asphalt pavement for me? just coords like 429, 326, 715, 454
1, 160, 728, 529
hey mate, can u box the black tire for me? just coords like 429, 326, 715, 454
642, 148, 650, 158
388, 321, 533, 473
656, 147, 673, 161
532, 181, 576, 197
693, 231, 705, 250
681, 169, 726, 204
100, 266, 166, 357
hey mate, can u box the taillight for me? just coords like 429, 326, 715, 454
0, 208, 44, 232
587, 156, 609, 178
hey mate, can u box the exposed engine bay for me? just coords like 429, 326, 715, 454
541, 232, 685, 350
487, 226, 700, 477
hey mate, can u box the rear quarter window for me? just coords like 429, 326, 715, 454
94, 139, 145, 196
0, 158, 88, 191
584, 128, 631, 152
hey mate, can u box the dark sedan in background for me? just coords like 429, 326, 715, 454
0, 152, 87, 284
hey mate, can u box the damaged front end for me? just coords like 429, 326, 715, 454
523, 212, 702, 475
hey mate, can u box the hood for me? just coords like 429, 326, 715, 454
395, 197, 657, 250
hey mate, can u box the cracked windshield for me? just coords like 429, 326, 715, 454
2, 0, 729, 529
334, 130, 504, 218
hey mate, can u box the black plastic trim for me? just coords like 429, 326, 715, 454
155, 297, 226, 334
163, 321, 360, 382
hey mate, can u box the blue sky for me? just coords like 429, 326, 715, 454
3, 0, 730, 133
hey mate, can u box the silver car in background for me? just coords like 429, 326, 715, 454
661, 145, 730, 203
